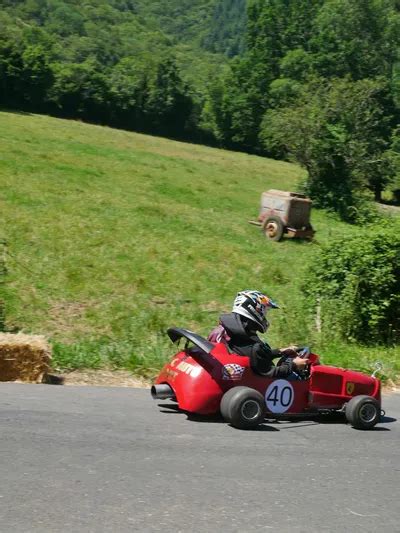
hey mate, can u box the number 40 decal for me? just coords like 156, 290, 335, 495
265, 380, 294, 413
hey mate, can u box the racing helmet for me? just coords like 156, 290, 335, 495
232, 290, 279, 333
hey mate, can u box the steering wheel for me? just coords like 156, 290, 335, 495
297, 346, 310, 358
276, 346, 311, 380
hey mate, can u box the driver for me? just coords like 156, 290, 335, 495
208, 290, 309, 378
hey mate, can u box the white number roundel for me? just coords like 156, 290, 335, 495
265, 380, 294, 413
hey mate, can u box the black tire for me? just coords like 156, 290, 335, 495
263, 216, 284, 241
220, 386, 266, 430
345, 395, 381, 429
220, 387, 236, 422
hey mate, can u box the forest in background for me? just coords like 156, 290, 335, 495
0, 0, 245, 140
2, 0, 400, 217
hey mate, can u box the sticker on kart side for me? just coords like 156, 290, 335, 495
172, 359, 202, 378
222, 364, 245, 381
265, 380, 294, 413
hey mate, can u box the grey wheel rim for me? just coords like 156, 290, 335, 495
241, 399, 261, 421
359, 403, 377, 423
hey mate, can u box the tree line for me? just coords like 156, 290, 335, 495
0, 1, 205, 139
203, 0, 400, 217
1, 0, 400, 217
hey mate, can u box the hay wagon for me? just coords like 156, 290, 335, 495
250, 189, 315, 241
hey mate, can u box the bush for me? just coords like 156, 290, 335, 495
304, 222, 400, 344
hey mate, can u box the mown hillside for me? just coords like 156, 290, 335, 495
1, 111, 398, 380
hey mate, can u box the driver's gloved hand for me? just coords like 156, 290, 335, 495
292, 356, 309, 371
279, 346, 299, 358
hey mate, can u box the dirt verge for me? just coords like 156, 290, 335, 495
59, 369, 151, 388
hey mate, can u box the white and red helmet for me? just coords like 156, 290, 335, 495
232, 290, 279, 333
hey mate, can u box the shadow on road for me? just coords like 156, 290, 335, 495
157, 402, 280, 430
157, 403, 395, 431
353, 426, 390, 431
381, 415, 397, 424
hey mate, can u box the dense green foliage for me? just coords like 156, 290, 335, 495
0, 0, 211, 138
202, 0, 247, 57
204, 0, 400, 214
304, 223, 400, 344
0, 0, 245, 138
0, 0, 249, 140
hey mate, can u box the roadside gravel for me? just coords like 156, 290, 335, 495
60, 369, 151, 388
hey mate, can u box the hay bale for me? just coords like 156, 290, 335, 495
0, 333, 51, 383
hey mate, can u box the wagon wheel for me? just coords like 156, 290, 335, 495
263, 216, 284, 241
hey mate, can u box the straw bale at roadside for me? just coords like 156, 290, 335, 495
0, 333, 51, 382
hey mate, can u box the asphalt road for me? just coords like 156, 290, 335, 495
0, 383, 399, 533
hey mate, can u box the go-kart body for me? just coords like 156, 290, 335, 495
152, 328, 381, 429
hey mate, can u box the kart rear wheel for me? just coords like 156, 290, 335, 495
345, 395, 381, 429
220, 386, 266, 430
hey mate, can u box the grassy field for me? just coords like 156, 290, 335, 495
0, 111, 398, 382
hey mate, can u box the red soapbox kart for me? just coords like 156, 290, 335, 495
151, 328, 383, 430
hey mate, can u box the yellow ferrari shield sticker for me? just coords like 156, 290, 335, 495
346, 382, 355, 395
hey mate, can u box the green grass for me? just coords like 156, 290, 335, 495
0, 111, 398, 383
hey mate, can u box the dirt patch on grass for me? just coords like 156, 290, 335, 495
46, 300, 112, 340
378, 202, 400, 215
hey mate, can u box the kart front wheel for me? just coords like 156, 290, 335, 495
220, 386, 266, 430
345, 395, 381, 429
